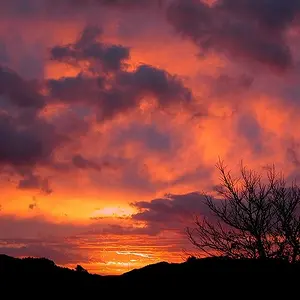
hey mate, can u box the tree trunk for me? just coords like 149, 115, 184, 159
256, 238, 266, 259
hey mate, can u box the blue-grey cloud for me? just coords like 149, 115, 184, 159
48, 26, 193, 121
167, 0, 298, 71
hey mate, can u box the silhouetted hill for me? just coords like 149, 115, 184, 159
1, 254, 299, 296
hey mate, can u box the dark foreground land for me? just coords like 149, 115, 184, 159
0, 254, 299, 296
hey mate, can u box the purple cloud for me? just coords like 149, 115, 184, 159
167, 0, 297, 71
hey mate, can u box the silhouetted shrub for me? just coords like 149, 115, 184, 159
75, 265, 88, 273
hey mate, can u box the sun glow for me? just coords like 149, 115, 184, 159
91, 206, 134, 219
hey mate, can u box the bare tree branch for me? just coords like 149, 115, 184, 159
187, 161, 300, 263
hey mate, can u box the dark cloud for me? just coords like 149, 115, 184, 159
93, 0, 164, 7
209, 74, 254, 97
48, 74, 102, 104
19, 172, 52, 194
48, 26, 192, 121
72, 154, 116, 172
50, 109, 90, 137
112, 123, 171, 152
117, 64, 192, 107
0, 65, 67, 192
50, 25, 130, 72
75, 25, 102, 48
96, 64, 192, 121
131, 192, 217, 234
0, 66, 45, 110
0, 0, 165, 20
217, 0, 300, 31
52, 0, 165, 10
167, 0, 297, 71
0, 41, 9, 63
0, 31, 46, 80
0, 113, 62, 167
0, 113, 66, 195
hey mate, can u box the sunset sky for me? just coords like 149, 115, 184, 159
1, 0, 300, 275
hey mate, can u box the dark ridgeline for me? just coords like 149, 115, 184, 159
0, 254, 299, 296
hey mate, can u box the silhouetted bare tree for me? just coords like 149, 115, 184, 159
272, 181, 300, 262
187, 160, 300, 262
